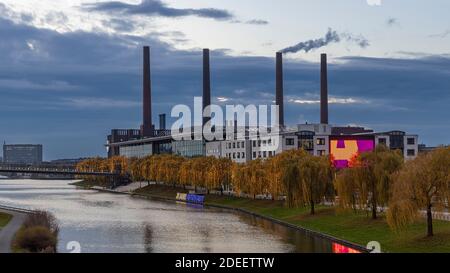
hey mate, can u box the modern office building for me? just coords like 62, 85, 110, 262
2, 144, 43, 165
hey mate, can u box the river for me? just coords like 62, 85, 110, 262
0, 179, 337, 253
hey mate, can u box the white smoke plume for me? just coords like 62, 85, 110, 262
280, 28, 370, 54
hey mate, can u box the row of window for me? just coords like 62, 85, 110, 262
225, 137, 328, 150
378, 137, 416, 145
316, 138, 326, 145
252, 139, 274, 148
226, 141, 246, 149
317, 150, 326, 156
207, 149, 220, 154
226, 152, 246, 160
253, 151, 275, 159
115, 130, 140, 136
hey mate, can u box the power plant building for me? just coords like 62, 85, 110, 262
106, 47, 419, 165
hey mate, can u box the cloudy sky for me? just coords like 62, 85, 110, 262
0, 0, 449, 160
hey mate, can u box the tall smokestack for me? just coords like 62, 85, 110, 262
141, 46, 153, 137
159, 114, 166, 130
276, 52, 284, 127
320, 53, 329, 124
203, 49, 211, 128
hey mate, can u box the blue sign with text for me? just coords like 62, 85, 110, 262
186, 194, 205, 204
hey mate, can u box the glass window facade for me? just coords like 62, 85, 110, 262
316, 138, 326, 145
119, 144, 153, 158
286, 138, 295, 146
172, 140, 205, 158
298, 131, 315, 151
3, 144, 43, 165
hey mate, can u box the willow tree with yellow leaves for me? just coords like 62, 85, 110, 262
107, 156, 129, 175
298, 155, 334, 215
206, 158, 232, 194
334, 167, 359, 211
246, 159, 267, 199
231, 162, 245, 196
335, 145, 404, 219
388, 147, 450, 237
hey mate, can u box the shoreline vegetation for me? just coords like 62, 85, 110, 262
0, 212, 13, 228
11, 211, 59, 253
75, 146, 450, 253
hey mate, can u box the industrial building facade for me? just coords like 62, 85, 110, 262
106, 46, 419, 164
2, 144, 43, 165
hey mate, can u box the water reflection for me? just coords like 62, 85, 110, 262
0, 179, 333, 253
143, 224, 153, 253
238, 215, 333, 253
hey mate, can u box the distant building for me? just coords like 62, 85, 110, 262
3, 144, 43, 165
418, 144, 449, 154
47, 158, 90, 168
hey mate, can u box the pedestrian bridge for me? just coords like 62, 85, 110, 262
0, 166, 118, 177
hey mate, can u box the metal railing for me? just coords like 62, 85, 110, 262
0, 204, 35, 214
0, 166, 117, 176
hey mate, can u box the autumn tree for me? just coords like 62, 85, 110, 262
298, 155, 333, 215
387, 147, 450, 237
339, 145, 404, 219
334, 167, 359, 211
282, 163, 301, 208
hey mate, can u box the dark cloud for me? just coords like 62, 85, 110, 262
281, 28, 370, 54
83, 0, 233, 20
0, 15, 448, 159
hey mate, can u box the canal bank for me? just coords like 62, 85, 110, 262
74, 182, 450, 253
0, 206, 29, 253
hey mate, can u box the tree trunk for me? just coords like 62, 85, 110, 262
427, 204, 433, 237
371, 179, 377, 220
310, 198, 315, 215
352, 195, 356, 213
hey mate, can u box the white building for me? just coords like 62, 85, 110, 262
205, 124, 419, 164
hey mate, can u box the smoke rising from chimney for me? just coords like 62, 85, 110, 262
280, 28, 369, 54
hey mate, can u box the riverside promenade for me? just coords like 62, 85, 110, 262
0, 206, 31, 253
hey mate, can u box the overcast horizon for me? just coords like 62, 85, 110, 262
0, 0, 449, 160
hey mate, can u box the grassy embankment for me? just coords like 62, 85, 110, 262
0, 212, 13, 228
70, 180, 108, 189
132, 184, 450, 253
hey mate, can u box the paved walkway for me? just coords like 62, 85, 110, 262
114, 182, 149, 193
0, 208, 27, 253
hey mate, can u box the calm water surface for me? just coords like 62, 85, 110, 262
0, 179, 334, 253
